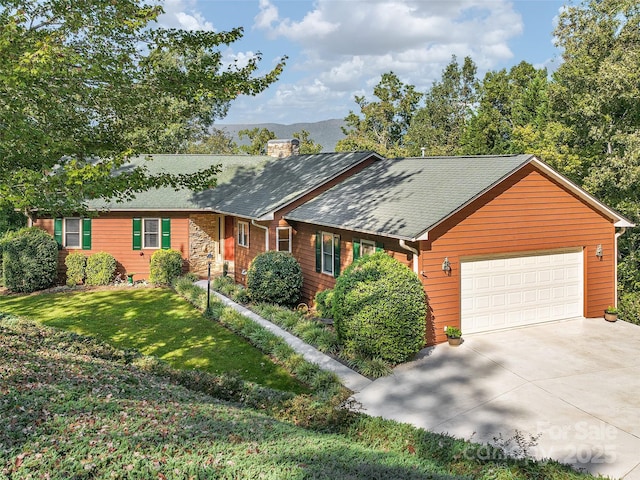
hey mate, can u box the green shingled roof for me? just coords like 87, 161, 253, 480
205, 151, 378, 219
88, 151, 378, 218
285, 154, 535, 240
88, 154, 268, 211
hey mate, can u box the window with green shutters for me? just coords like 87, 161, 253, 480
315, 231, 340, 277
353, 238, 384, 262
133, 217, 170, 250
54, 217, 91, 249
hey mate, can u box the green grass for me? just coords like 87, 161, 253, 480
0, 316, 598, 479
0, 287, 306, 393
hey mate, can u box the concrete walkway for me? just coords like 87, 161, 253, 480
354, 317, 640, 480
193, 280, 371, 392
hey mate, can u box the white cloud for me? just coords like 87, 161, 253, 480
158, 0, 214, 31
250, 0, 524, 118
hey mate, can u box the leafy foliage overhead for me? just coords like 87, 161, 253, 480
336, 72, 422, 157
0, 0, 286, 215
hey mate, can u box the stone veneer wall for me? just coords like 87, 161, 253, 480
189, 213, 218, 277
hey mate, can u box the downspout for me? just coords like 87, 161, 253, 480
399, 239, 419, 274
615, 227, 627, 308
251, 219, 269, 251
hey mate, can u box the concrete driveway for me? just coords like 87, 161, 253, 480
354, 318, 640, 479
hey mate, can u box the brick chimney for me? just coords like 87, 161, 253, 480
267, 139, 300, 158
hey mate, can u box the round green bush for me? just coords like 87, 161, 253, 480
2, 227, 59, 293
85, 252, 116, 286
246, 251, 303, 306
65, 252, 87, 287
332, 252, 427, 364
314, 289, 335, 319
149, 249, 184, 285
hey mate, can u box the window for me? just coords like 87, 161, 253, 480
315, 231, 340, 277
360, 239, 376, 257
143, 218, 160, 249
238, 221, 249, 247
55, 217, 91, 249
276, 227, 292, 252
64, 218, 81, 248
353, 238, 383, 262
133, 217, 170, 250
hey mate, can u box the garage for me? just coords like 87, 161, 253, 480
461, 250, 584, 334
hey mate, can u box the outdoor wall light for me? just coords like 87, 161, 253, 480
442, 257, 451, 273
595, 244, 603, 258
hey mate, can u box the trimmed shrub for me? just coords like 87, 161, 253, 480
314, 289, 334, 318
332, 252, 427, 364
0, 229, 20, 287
149, 249, 184, 286
85, 252, 116, 286
2, 227, 58, 293
65, 252, 87, 286
246, 251, 303, 306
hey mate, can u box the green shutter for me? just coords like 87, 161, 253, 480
161, 218, 171, 250
353, 238, 360, 261
376, 241, 384, 252
333, 235, 340, 278
315, 232, 321, 273
82, 218, 92, 250
54, 218, 63, 247
133, 218, 141, 250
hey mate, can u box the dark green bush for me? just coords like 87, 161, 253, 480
149, 249, 184, 286
246, 251, 303, 306
0, 230, 20, 287
2, 227, 58, 293
64, 252, 87, 286
314, 289, 335, 318
332, 252, 427, 364
85, 251, 116, 286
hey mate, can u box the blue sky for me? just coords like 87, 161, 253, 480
158, 0, 566, 124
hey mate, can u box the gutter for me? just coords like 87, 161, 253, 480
615, 227, 628, 308
251, 219, 269, 251
399, 239, 420, 274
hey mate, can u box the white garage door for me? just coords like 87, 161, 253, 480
461, 250, 583, 334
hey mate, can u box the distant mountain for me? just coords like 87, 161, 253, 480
216, 118, 346, 152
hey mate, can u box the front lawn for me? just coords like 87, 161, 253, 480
0, 287, 306, 393
0, 315, 597, 479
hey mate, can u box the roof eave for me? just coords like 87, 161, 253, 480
530, 157, 635, 227
412, 154, 536, 242
251, 151, 384, 220
284, 215, 416, 241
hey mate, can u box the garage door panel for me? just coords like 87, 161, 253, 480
462, 250, 583, 334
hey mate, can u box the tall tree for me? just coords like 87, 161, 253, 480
551, 0, 640, 297
405, 56, 477, 156
0, 0, 285, 216
460, 62, 550, 156
185, 129, 239, 154
238, 128, 276, 154
293, 130, 322, 154
336, 72, 422, 157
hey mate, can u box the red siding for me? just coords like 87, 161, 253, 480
35, 212, 190, 281
421, 165, 616, 345
290, 221, 412, 305
233, 218, 267, 286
